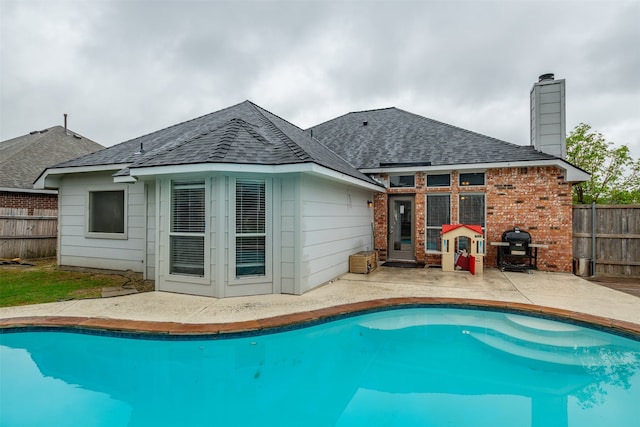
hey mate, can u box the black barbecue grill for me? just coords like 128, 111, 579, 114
497, 227, 538, 272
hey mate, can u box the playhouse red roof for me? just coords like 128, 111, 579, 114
441, 224, 483, 235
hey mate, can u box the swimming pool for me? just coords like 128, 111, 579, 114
1, 307, 639, 427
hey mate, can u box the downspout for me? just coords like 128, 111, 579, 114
591, 202, 597, 277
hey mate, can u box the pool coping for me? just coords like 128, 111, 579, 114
2, 297, 639, 339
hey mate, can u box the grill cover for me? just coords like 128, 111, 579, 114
502, 227, 531, 255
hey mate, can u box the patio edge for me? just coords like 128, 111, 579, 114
1, 298, 639, 339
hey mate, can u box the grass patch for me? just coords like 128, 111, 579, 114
0, 264, 136, 307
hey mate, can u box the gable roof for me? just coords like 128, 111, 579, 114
309, 107, 560, 169
53, 101, 378, 187
0, 126, 103, 190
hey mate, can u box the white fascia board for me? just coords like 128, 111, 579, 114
0, 186, 58, 195
33, 164, 131, 189
113, 175, 138, 183
130, 162, 384, 192
306, 164, 385, 192
361, 160, 590, 182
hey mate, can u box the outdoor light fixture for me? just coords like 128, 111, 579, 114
367, 200, 373, 208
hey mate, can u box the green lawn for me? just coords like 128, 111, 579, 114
0, 266, 128, 307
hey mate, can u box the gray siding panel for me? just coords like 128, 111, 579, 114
299, 175, 373, 293
58, 172, 146, 272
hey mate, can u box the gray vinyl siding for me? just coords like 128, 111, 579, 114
145, 181, 156, 280
299, 174, 373, 293
58, 171, 145, 272
280, 175, 298, 294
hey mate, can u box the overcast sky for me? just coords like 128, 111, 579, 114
1, 0, 639, 160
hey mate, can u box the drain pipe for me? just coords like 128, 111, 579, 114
591, 202, 597, 277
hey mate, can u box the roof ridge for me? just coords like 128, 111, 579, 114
116, 100, 250, 146
131, 117, 249, 166
205, 118, 272, 161
248, 102, 310, 161
206, 119, 242, 161
246, 100, 307, 132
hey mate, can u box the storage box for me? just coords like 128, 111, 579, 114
349, 251, 378, 274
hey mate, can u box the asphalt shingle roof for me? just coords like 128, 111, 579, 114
0, 126, 103, 189
309, 107, 558, 169
55, 101, 378, 186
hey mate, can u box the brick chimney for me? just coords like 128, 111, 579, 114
530, 73, 566, 159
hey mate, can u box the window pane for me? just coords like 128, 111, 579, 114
236, 236, 265, 277
426, 194, 450, 227
89, 190, 125, 233
459, 172, 485, 186
236, 179, 266, 277
459, 194, 485, 226
426, 194, 450, 251
427, 174, 450, 187
172, 182, 205, 233
389, 175, 415, 188
170, 180, 205, 277
170, 235, 204, 276
236, 179, 265, 234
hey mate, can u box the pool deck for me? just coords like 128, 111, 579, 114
1, 267, 640, 336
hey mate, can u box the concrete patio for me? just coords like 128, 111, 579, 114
1, 266, 639, 335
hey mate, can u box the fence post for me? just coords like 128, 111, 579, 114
591, 202, 596, 277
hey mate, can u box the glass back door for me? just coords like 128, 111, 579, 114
388, 196, 415, 260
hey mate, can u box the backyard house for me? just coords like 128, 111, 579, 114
35, 101, 382, 297
310, 74, 588, 272
34, 75, 589, 298
0, 124, 103, 258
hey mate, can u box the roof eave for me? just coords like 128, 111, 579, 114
0, 186, 58, 195
360, 159, 590, 182
128, 162, 384, 192
33, 163, 131, 189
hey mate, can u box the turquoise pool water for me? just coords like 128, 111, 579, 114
1, 308, 639, 427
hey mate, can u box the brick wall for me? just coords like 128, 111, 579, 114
486, 166, 573, 272
372, 166, 573, 272
0, 191, 58, 214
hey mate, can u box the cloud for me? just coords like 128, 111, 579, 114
1, 0, 638, 159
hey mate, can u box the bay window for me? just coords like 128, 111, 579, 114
170, 181, 205, 276
235, 179, 266, 277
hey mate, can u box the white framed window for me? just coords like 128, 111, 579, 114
169, 180, 206, 277
86, 187, 127, 239
425, 193, 450, 252
232, 178, 271, 281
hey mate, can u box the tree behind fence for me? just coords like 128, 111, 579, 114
573, 205, 640, 277
0, 207, 57, 259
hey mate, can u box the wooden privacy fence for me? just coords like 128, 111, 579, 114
0, 208, 58, 259
573, 204, 640, 277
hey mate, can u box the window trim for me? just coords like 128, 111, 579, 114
229, 176, 272, 286
458, 192, 486, 255
426, 173, 451, 188
459, 171, 486, 187
85, 186, 128, 240
389, 174, 416, 188
425, 192, 451, 254
166, 178, 210, 285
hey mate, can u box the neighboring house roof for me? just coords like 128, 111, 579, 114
0, 126, 103, 190
309, 107, 561, 169
51, 101, 379, 187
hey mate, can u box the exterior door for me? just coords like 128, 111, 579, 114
388, 195, 415, 260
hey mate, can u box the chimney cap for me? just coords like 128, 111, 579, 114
538, 73, 555, 82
